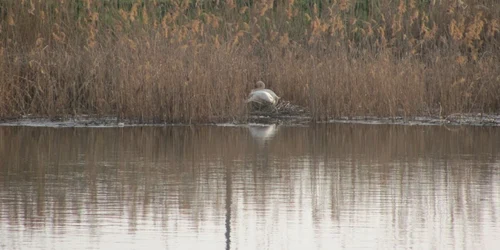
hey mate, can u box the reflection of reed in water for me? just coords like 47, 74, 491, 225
225, 157, 233, 250
0, 125, 499, 249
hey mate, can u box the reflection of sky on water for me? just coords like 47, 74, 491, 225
0, 125, 499, 250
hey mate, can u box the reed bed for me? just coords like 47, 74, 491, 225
0, 0, 499, 123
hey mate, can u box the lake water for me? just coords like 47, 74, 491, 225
0, 124, 499, 250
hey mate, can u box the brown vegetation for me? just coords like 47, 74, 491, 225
0, 0, 499, 123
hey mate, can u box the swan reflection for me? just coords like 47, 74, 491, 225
247, 124, 279, 142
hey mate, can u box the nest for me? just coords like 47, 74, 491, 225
248, 100, 309, 116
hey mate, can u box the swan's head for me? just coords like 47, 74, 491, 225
255, 81, 266, 89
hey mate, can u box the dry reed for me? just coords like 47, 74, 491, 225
0, 0, 499, 123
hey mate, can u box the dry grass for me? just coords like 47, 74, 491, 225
0, 0, 499, 123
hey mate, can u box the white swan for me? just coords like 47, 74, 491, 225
246, 81, 280, 106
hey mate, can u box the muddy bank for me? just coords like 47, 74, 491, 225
247, 102, 500, 126
247, 113, 500, 126
325, 114, 500, 127
1, 113, 500, 127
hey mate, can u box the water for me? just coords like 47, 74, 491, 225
0, 124, 499, 250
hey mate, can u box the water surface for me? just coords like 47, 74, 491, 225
1, 124, 499, 250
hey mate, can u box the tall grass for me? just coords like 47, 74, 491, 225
0, 0, 499, 123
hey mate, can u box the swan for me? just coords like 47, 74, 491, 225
246, 81, 280, 106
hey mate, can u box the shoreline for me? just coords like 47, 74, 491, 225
1, 113, 499, 128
